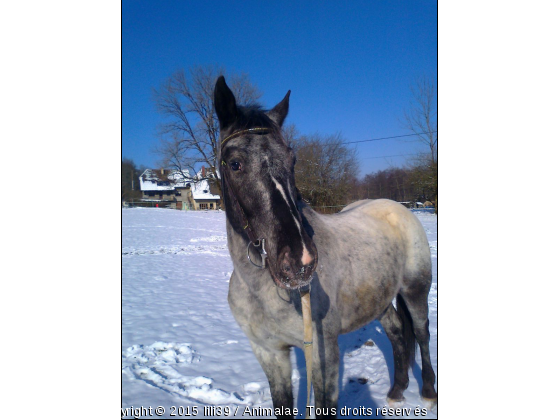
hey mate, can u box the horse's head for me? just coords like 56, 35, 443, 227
214, 76, 318, 290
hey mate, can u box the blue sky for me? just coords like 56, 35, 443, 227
122, 0, 437, 176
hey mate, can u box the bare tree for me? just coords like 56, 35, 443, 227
292, 133, 359, 213
402, 75, 437, 165
281, 123, 300, 148
152, 65, 262, 196
402, 75, 438, 212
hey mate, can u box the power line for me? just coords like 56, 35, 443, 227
294, 131, 436, 160
362, 153, 418, 160
343, 131, 436, 145
312, 131, 436, 148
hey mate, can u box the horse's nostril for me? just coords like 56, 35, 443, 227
278, 247, 315, 281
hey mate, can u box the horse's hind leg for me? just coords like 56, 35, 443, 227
249, 342, 294, 419
379, 305, 411, 404
399, 288, 437, 405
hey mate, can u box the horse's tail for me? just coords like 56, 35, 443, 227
396, 294, 416, 366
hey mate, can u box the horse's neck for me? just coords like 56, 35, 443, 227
225, 218, 250, 259
225, 218, 272, 290
298, 201, 324, 237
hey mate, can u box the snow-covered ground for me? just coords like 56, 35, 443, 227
122, 208, 437, 419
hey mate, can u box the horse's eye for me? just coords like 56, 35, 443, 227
230, 161, 242, 171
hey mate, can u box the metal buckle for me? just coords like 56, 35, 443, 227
247, 238, 267, 269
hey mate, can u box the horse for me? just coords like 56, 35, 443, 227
214, 76, 437, 418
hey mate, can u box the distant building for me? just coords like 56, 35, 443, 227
190, 166, 221, 210
138, 167, 221, 210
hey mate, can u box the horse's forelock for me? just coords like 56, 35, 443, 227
234, 106, 275, 129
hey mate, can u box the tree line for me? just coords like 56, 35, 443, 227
289, 130, 436, 213
126, 65, 437, 213
121, 158, 144, 202
353, 160, 437, 208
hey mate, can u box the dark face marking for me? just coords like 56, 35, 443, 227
222, 133, 317, 289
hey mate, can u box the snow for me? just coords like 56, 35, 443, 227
122, 208, 437, 418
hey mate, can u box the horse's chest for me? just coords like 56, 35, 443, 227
228, 272, 303, 349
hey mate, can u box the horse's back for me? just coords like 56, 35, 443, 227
341, 199, 420, 231
340, 199, 432, 284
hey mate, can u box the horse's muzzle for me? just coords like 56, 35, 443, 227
272, 245, 318, 290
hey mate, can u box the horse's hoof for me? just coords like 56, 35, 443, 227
422, 397, 437, 410
387, 398, 405, 408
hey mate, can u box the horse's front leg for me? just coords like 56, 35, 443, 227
311, 335, 339, 419
249, 342, 294, 419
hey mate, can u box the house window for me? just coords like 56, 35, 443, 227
199, 203, 208, 210
209, 203, 214, 209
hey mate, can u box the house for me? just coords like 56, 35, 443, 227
190, 167, 221, 210
138, 168, 221, 210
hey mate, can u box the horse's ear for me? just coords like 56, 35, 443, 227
214, 76, 238, 129
267, 90, 290, 127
